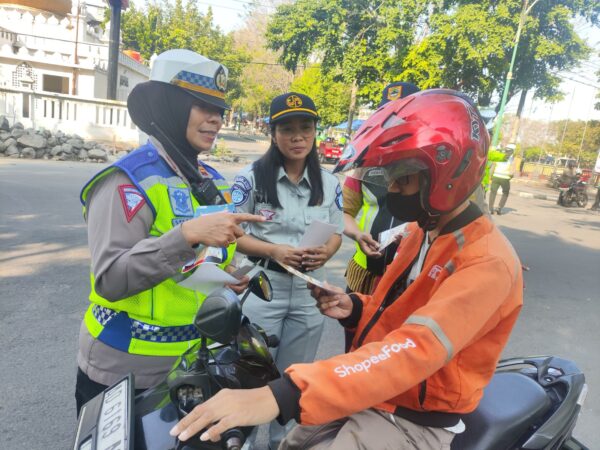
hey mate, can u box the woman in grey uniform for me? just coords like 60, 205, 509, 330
232, 92, 344, 449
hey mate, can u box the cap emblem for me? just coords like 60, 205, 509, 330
387, 86, 403, 101
286, 95, 303, 108
215, 66, 227, 92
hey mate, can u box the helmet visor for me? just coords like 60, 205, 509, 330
351, 158, 428, 188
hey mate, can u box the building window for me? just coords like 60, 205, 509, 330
42, 74, 69, 94
12, 62, 38, 90
119, 75, 129, 87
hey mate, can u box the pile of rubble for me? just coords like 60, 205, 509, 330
0, 115, 114, 162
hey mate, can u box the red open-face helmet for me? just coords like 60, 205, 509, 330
335, 89, 489, 214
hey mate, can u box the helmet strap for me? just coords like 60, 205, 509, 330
417, 211, 440, 231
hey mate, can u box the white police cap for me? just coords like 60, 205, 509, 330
150, 49, 229, 110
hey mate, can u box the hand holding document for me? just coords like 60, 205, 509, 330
378, 223, 409, 251
178, 263, 240, 294
277, 261, 339, 294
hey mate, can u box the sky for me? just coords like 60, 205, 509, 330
196, 0, 600, 123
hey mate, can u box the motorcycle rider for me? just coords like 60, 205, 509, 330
75, 49, 264, 413
557, 161, 579, 205
170, 90, 524, 449
343, 82, 420, 295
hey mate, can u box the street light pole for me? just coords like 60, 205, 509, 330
491, 0, 540, 149
107, 0, 123, 100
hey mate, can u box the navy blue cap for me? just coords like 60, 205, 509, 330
379, 82, 420, 107
270, 92, 319, 124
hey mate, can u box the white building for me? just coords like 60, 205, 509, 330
0, 0, 149, 143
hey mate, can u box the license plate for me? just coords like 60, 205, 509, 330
73, 375, 133, 450
96, 377, 130, 449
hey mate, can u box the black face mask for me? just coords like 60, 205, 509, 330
386, 191, 428, 224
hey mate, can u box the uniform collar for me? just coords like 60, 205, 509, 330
439, 202, 483, 236
277, 165, 311, 187
149, 136, 190, 186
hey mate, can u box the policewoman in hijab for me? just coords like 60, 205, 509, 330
74, 49, 264, 413
231, 92, 344, 449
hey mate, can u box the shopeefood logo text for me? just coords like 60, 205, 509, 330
334, 338, 416, 378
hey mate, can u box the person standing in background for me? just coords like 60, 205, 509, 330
489, 145, 516, 215
231, 92, 344, 449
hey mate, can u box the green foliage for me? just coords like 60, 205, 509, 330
117, 1, 247, 105
212, 139, 232, 158
291, 66, 351, 126
522, 146, 544, 161
401, 0, 596, 106
546, 119, 600, 166
266, 0, 430, 108
231, 8, 291, 118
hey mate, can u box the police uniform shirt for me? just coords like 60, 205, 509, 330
78, 138, 206, 388
232, 165, 344, 247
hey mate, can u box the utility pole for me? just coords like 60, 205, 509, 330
576, 96, 595, 165
491, 0, 540, 149
558, 88, 576, 156
345, 79, 358, 138
72, 0, 81, 95
107, 0, 128, 100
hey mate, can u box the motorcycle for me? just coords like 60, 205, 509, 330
74, 272, 589, 450
558, 179, 588, 208
73, 270, 280, 450
452, 356, 588, 450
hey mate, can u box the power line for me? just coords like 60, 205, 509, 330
559, 73, 600, 89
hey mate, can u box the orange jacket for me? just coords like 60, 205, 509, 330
282, 206, 523, 426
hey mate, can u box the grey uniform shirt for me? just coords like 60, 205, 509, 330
232, 165, 344, 251
78, 140, 198, 388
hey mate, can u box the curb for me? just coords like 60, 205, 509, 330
517, 191, 558, 202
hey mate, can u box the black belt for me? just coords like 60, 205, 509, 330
248, 256, 288, 274
393, 406, 461, 428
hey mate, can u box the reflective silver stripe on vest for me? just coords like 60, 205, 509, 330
444, 260, 456, 274
92, 305, 201, 343
405, 315, 454, 363
452, 230, 465, 251
139, 175, 184, 191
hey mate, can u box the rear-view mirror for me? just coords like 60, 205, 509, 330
194, 288, 242, 344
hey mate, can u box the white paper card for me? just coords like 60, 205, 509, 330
178, 263, 239, 293
298, 220, 338, 248
231, 264, 254, 279
378, 223, 409, 250
277, 261, 340, 294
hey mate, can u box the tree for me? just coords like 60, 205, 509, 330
231, 6, 291, 120
401, 1, 598, 107
291, 65, 351, 126
266, 0, 430, 134
116, 1, 247, 105
548, 119, 600, 166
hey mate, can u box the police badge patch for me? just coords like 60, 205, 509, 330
215, 65, 227, 92
231, 183, 249, 206
118, 184, 146, 223
168, 187, 194, 217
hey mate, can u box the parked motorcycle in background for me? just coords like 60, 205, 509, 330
557, 178, 588, 208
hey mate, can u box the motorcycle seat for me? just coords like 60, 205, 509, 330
450, 372, 552, 450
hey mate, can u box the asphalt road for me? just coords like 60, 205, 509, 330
1, 157, 599, 449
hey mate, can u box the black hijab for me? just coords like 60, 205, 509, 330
127, 81, 201, 186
